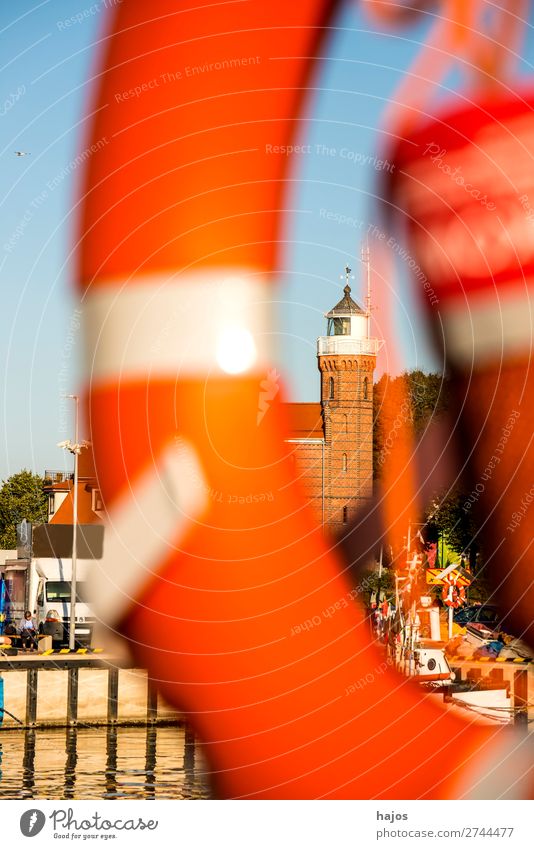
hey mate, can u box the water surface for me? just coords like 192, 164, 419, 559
0, 725, 211, 800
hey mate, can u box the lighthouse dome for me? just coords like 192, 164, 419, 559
325, 284, 367, 341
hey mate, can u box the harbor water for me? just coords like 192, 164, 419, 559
0, 725, 211, 800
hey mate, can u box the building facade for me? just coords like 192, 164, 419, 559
284, 269, 382, 532
43, 450, 103, 525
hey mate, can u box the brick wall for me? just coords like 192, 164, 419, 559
319, 353, 375, 531
287, 441, 324, 524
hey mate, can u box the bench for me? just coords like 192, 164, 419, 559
1, 634, 52, 651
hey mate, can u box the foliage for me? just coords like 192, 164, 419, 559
373, 370, 450, 480
423, 488, 480, 573
356, 565, 395, 605
371, 371, 489, 597
405, 370, 450, 431
0, 470, 47, 549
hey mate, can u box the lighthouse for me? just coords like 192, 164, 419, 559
284, 261, 382, 531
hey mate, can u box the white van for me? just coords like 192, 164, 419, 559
30, 557, 95, 647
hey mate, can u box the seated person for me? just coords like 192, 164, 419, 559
19, 610, 37, 651
0, 621, 18, 650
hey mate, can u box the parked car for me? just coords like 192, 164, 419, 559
453, 605, 501, 627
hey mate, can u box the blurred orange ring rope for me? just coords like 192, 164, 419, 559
365, 0, 528, 134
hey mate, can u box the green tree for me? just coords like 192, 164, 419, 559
423, 488, 492, 602
372, 371, 488, 598
424, 488, 480, 573
0, 470, 47, 549
373, 370, 450, 479
404, 370, 450, 431
356, 565, 395, 606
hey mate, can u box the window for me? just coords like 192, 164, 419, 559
328, 317, 350, 337
335, 317, 350, 336
343, 506, 348, 524
328, 376, 334, 400
49, 494, 55, 515
344, 414, 348, 434
342, 453, 347, 472
92, 488, 104, 512
46, 581, 89, 602
363, 376, 369, 400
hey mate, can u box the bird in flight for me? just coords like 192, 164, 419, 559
14, 151, 30, 156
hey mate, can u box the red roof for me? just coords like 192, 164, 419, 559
282, 403, 324, 440
50, 483, 101, 525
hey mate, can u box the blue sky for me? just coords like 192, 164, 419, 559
0, 1, 532, 479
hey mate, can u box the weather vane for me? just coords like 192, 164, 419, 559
340, 265, 355, 287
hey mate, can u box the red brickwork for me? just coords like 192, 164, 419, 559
319, 353, 375, 531
288, 440, 324, 524
283, 352, 376, 532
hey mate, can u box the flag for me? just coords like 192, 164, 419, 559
426, 542, 437, 569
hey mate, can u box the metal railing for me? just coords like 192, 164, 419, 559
317, 336, 383, 356
43, 470, 74, 484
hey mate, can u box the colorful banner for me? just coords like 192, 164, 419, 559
0, 579, 5, 634
426, 543, 437, 569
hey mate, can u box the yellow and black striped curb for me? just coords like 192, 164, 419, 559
40, 647, 105, 655
448, 655, 532, 663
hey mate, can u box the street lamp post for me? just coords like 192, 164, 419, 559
69, 395, 79, 652
58, 395, 89, 651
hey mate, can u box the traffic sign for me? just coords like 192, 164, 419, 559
426, 567, 471, 587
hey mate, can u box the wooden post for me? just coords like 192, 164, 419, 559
107, 667, 119, 724
147, 679, 158, 723
67, 668, 79, 726
514, 668, 528, 732
26, 668, 38, 727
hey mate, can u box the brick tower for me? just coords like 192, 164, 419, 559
284, 262, 382, 533
317, 265, 380, 529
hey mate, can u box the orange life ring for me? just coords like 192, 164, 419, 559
78, 0, 512, 799
442, 581, 462, 609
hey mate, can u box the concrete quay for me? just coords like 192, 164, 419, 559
0, 653, 181, 729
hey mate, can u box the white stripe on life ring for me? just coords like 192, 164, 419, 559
83, 270, 273, 383
458, 727, 534, 799
440, 284, 533, 367
90, 437, 207, 625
